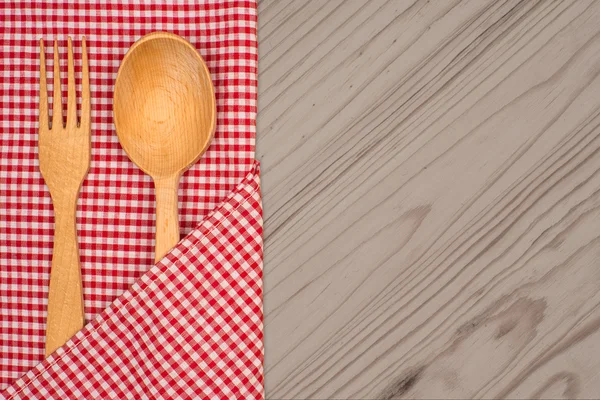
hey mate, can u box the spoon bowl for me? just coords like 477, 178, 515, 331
114, 32, 215, 261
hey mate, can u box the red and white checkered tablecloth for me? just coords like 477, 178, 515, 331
0, 1, 262, 398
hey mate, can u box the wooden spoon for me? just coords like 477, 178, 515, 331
113, 32, 216, 262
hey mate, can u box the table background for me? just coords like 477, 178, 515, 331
258, 1, 600, 398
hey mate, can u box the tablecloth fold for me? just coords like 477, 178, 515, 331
1, 163, 263, 399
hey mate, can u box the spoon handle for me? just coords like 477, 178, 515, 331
154, 175, 181, 262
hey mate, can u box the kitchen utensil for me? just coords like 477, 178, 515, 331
113, 32, 216, 262
38, 37, 91, 356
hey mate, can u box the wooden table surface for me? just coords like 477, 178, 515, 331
257, 1, 600, 398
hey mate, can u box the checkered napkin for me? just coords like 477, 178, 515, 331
0, 1, 262, 398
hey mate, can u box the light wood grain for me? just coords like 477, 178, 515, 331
113, 32, 216, 262
258, 0, 600, 398
39, 37, 90, 356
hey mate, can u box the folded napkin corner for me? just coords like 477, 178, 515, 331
2, 161, 264, 400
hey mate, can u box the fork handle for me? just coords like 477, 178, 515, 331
45, 198, 85, 357
154, 174, 181, 263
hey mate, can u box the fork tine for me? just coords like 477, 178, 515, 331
80, 37, 90, 130
39, 39, 49, 131
52, 39, 63, 130
66, 37, 77, 128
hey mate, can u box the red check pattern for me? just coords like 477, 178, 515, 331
2, 168, 263, 399
0, 1, 262, 398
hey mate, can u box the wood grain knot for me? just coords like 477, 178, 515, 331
380, 366, 425, 400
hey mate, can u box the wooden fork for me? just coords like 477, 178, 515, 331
38, 37, 90, 356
